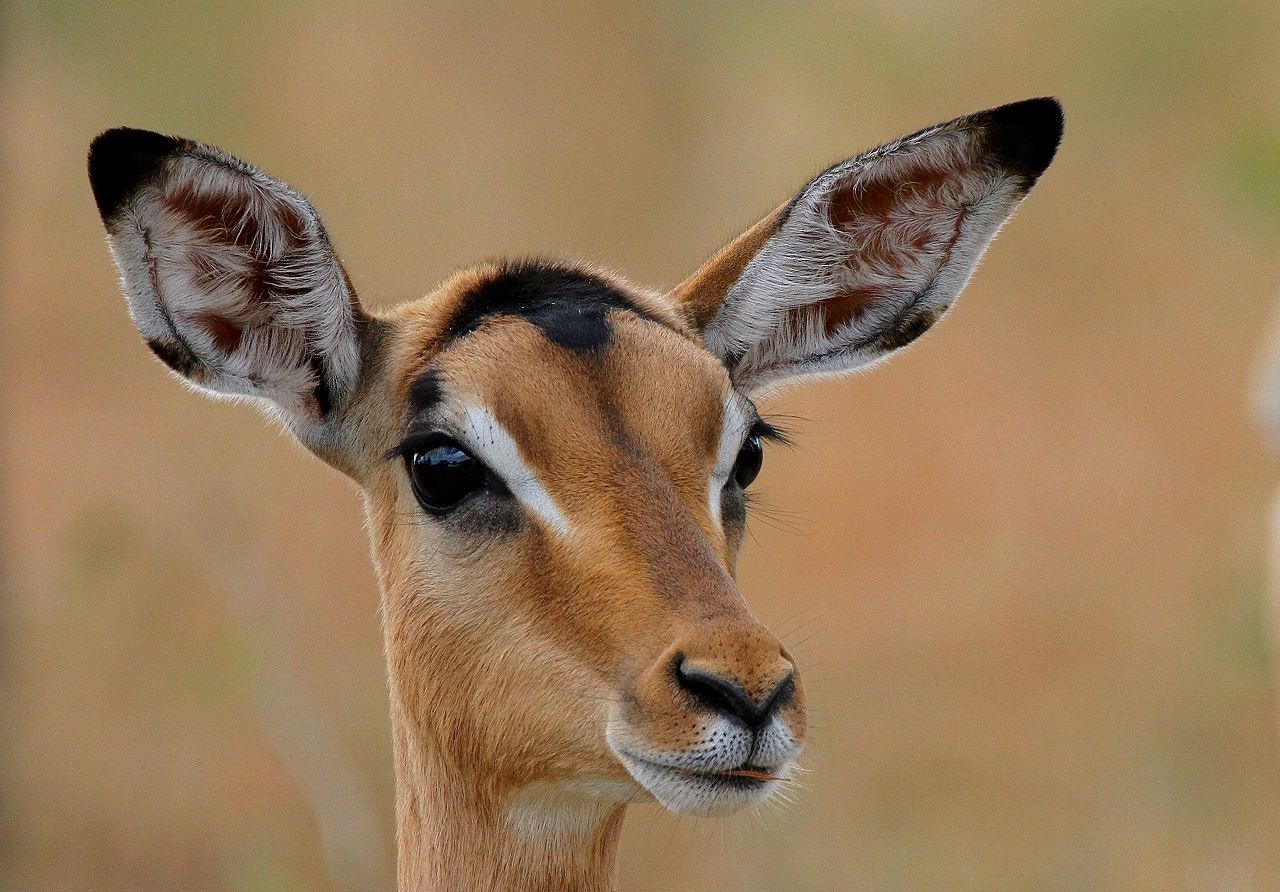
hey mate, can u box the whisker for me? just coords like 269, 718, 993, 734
762, 606, 824, 639
768, 604, 817, 639
785, 628, 826, 652
780, 610, 829, 644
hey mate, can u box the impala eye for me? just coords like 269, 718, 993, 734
408, 442, 485, 512
732, 433, 764, 489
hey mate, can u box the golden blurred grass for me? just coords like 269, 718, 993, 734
5, 1, 1280, 890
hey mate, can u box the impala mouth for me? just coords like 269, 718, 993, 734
605, 709, 803, 815
612, 750, 793, 816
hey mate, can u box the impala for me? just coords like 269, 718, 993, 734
88, 97, 1062, 891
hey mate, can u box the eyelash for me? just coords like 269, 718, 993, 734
385, 430, 447, 461
749, 417, 789, 446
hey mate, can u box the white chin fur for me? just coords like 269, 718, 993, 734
613, 751, 790, 816
605, 716, 800, 816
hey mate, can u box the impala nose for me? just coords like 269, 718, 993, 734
676, 657, 795, 728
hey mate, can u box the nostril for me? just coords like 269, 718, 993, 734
675, 659, 793, 729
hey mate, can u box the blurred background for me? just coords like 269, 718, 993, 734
5, 1, 1280, 890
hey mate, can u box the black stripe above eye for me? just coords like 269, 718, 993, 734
385, 370, 449, 461
407, 369, 443, 418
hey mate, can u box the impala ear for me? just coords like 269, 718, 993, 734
671, 97, 1063, 394
88, 128, 371, 448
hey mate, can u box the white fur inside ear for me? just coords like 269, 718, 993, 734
108, 146, 361, 419
703, 123, 1027, 394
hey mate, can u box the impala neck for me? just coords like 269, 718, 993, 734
390, 704, 626, 892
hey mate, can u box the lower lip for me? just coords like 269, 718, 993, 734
663, 765, 782, 790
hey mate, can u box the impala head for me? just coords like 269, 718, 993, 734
88, 100, 1061, 826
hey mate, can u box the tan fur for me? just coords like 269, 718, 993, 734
337, 275, 806, 889
91, 98, 1059, 891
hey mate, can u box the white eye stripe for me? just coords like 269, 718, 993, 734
457, 404, 571, 536
433, 397, 747, 535
708, 395, 752, 527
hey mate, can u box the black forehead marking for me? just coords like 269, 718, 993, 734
445, 261, 663, 353
406, 368, 443, 418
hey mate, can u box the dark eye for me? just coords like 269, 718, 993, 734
731, 434, 763, 489
408, 442, 485, 512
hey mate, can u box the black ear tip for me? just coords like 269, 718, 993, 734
981, 96, 1064, 185
87, 127, 185, 223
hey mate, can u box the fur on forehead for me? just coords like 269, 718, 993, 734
416, 310, 730, 422
386, 305, 736, 481
384, 259, 690, 391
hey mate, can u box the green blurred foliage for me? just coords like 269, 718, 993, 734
1224, 130, 1280, 234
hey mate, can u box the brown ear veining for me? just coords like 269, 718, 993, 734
669, 97, 1063, 394
88, 127, 368, 430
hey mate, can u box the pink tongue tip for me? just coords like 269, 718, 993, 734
721, 768, 784, 782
